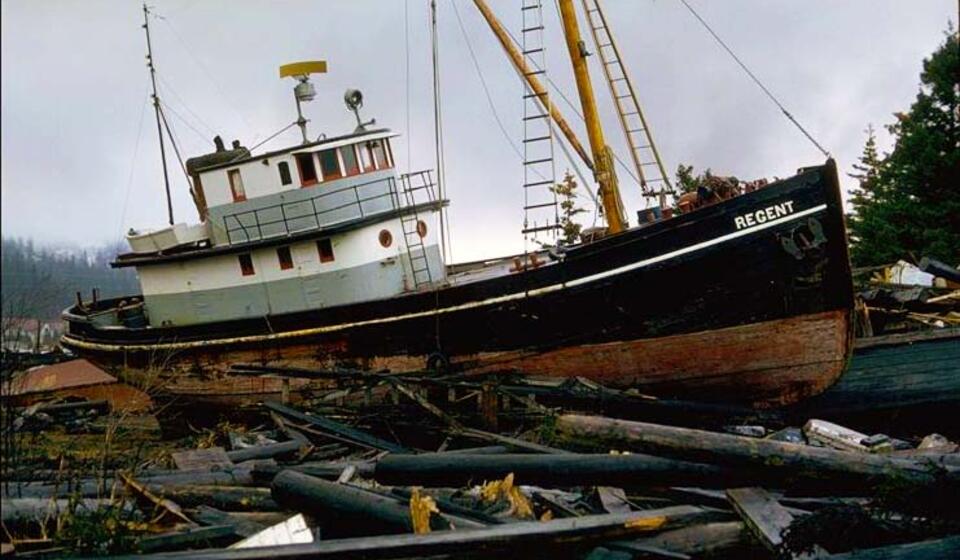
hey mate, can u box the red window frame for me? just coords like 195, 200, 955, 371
277, 246, 294, 270
318, 148, 342, 181
340, 145, 361, 177
317, 238, 335, 263
228, 169, 246, 202
238, 253, 255, 276
295, 153, 318, 187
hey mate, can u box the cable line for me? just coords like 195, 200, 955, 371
677, 0, 830, 158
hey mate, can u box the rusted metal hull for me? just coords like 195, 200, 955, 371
62, 160, 854, 407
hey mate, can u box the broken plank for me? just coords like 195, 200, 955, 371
263, 401, 409, 453
138, 525, 237, 553
725, 487, 794, 551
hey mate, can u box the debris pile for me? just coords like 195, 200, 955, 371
2, 369, 958, 558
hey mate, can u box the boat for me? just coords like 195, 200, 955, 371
59, 1, 854, 407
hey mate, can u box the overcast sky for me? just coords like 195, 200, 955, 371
1, 0, 955, 262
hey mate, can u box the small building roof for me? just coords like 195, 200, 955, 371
4, 359, 117, 396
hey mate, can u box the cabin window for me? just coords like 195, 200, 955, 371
295, 153, 318, 186
228, 169, 246, 202
317, 238, 335, 263
360, 144, 375, 172
318, 148, 342, 181
367, 140, 390, 170
278, 161, 292, 186
340, 145, 361, 176
238, 253, 255, 276
277, 246, 294, 270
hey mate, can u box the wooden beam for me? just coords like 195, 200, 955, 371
374, 453, 747, 488
555, 415, 954, 491
103, 506, 717, 559
264, 401, 410, 453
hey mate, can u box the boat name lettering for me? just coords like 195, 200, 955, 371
734, 200, 796, 230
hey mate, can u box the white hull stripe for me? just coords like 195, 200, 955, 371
63, 204, 828, 352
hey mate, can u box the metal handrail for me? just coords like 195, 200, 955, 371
222, 171, 436, 244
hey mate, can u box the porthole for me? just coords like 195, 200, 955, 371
379, 229, 393, 248
416, 220, 428, 238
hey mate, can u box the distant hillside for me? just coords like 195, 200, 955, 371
1, 237, 138, 321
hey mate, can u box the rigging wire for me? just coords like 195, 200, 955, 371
404, 0, 412, 170
115, 85, 152, 245
155, 71, 218, 138
158, 14, 257, 140
430, 0, 452, 264
451, 0, 599, 217
159, 99, 211, 145
676, 0, 831, 158
157, 105, 193, 189
499, 26, 647, 188
240, 122, 299, 156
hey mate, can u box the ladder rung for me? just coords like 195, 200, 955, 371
524, 70, 546, 77
522, 91, 548, 99
521, 4, 540, 11
616, 94, 632, 99
641, 162, 660, 167
523, 179, 554, 188
523, 135, 552, 143
634, 144, 652, 150
626, 128, 647, 134
524, 157, 553, 166
597, 42, 612, 48
525, 201, 558, 210
622, 111, 639, 116
522, 25, 545, 33
523, 114, 549, 121
523, 48, 544, 55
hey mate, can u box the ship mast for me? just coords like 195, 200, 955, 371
556, 0, 627, 234
142, 3, 175, 226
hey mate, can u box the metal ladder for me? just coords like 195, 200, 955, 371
397, 174, 434, 290
581, 0, 672, 203
520, 0, 561, 242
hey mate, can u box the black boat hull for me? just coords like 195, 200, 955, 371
62, 160, 854, 406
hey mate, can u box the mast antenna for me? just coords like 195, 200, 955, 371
279, 61, 327, 144
142, 3, 174, 226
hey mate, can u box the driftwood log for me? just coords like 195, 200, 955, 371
271, 470, 483, 536
373, 453, 752, 488
555, 415, 957, 491
103, 506, 717, 559
6, 467, 256, 499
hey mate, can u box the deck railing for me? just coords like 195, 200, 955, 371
222, 170, 436, 245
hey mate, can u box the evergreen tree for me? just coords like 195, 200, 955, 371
847, 29, 960, 266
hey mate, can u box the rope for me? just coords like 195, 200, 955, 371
159, 99, 211, 145
157, 105, 193, 189
405, 0, 412, 170
159, 15, 256, 140
430, 0, 452, 264
242, 122, 299, 155
677, 0, 831, 158
115, 85, 151, 245
155, 72, 218, 137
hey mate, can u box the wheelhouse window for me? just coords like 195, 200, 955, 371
317, 238, 335, 263
238, 253, 255, 276
295, 153, 318, 186
278, 161, 292, 186
340, 145, 360, 177
277, 246, 294, 270
365, 140, 391, 170
228, 169, 246, 202
318, 148, 342, 181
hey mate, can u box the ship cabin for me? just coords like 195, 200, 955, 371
96, 128, 447, 329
